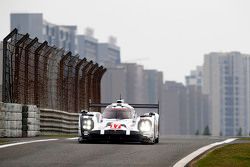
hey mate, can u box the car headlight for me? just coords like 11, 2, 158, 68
82, 118, 94, 131
138, 120, 152, 132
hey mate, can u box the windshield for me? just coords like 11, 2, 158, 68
102, 108, 132, 119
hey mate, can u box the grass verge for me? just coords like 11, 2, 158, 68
0, 139, 9, 145
192, 143, 250, 167
238, 137, 250, 141
41, 134, 77, 138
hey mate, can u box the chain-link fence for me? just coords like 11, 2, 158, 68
2, 28, 106, 113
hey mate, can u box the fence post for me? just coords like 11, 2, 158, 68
58, 52, 71, 111
93, 66, 103, 100
2, 28, 18, 103
41, 47, 54, 108
13, 34, 29, 103
80, 61, 93, 110
34, 41, 47, 107
24, 38, 38, 104
75, 59, 85, 112
97, 68, 106, 109
86, 63, 98, 111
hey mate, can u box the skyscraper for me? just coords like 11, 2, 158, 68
185, 66, 209, 135
101, 66, 127, 103
185, 66, 203, 87
11, 13, 77, 54
161, 81, 187, 135
203, 52, 250, 136
97, 37, 120, 67
77, 28, 98, 61
121, 63, 147, 105
144, 70, 163, 104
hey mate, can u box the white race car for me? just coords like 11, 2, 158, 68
78, 100, 160, 144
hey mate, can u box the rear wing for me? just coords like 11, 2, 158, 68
89, 102, 160, 115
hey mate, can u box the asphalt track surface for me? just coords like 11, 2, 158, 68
0, 137, 224, 167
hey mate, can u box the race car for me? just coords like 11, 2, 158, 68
78, 99, 160, 144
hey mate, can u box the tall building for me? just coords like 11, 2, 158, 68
144, 70, 163, 104
186, 85, 209, 135
185, 66, 209, 135
77, 28, 98, 61
98, 37, 120, 67
121, 63, 147, 105
203, 52, 250, 136
185, 66, 203, 86
10, 13, 77, 54
101, 66, 127, 103
161, 81, 187, 135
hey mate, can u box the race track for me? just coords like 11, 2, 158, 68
0, 137, 224, 167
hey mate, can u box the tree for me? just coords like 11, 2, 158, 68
237, 128, 242, 136
203, 126, 211, 136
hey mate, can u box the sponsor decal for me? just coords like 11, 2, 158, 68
110, 122, 122, 129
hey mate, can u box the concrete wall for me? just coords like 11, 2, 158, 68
0, 102, 79, 137
0, 103, 40, 137
0, 42, 2, 102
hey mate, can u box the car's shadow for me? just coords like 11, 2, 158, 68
76, 140, 161, 145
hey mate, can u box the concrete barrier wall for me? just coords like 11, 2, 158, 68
40, 108, 78, 135
0, 103, 40, 137
26, 105, 40, 137
0, 103, 22, 137
0, 102, 78, 137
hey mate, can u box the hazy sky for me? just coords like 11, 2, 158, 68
1, 0, 250, 83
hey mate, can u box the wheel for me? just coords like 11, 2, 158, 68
78, 137, 87, 143
155, 137, 159, 143
149, 138, 155, 144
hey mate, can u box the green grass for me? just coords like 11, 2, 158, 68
41, 134, 77, 138
0, 139, 9, 145
192, 143, 250, 167
238, 137, 250, 141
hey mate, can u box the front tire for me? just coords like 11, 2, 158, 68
155, 137, 159, 143
78, 137, 87, 143
142, 136, 155, 144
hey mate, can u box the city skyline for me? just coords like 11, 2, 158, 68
1, 0, 250, 83
3, 14, 250, 136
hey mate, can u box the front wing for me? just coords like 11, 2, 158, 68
79, 130, 152, 143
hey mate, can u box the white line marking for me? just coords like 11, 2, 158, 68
173, 138, 237, 167
0, 139, 58, 149
66, 137, 78, 140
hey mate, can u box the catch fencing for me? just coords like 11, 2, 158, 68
2, 28, 106, 113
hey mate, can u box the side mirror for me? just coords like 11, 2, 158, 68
149, 112, 155, 116
80, 110, 87, 115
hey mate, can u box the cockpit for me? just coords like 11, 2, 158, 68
102, 107, 132, 119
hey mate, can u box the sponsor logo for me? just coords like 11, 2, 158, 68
110, 123, 121, 129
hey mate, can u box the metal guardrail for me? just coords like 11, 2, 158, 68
2, 29, 106, 112
40, 108, 78, 134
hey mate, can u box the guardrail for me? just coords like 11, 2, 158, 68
39, 108, 78, 135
